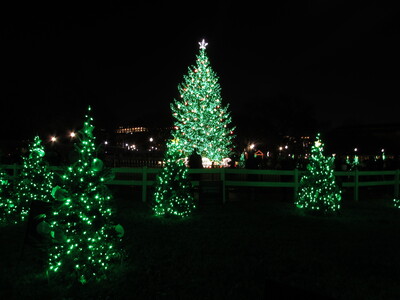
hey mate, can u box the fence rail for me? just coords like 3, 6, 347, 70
1, 164, 399, 203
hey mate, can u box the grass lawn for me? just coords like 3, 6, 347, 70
1, 186, 400, 299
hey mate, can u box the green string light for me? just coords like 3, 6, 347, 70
295, 133, 342, 215
13, 136, 54, 224
153, 139, 196, 218
0, 168, 14, 225
48, 106, 123, 284
170, 39, 235, 165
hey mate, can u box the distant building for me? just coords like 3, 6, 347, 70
116, 126, 148, 134
114, 125, 172, 153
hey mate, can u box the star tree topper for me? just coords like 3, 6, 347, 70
199, 39, 208, 49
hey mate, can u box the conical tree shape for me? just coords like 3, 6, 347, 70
48, 106, 123, 284
13, 136, 54, 223
153, 139, 195, 218
170, 39, 235, 165
295, 133, 341, 214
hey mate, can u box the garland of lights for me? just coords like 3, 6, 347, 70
13, 136, 54, 224
295, 133, 342, 214
153, 139, 196, 218
170, 39, 235, 165
48, 106, 123, 284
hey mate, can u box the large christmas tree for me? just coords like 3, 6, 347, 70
153, 139, 195, 218
48, 106, 123, 284
295, 133, 341, 214
13, 136, 54, 224
170, 39, 235, 165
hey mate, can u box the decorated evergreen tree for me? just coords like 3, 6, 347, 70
48, 106, 123, 284
0, 168, 14, 225
153, 139, 195, 218
170, 39, 235, 165
13, 136, 54, 223
295, 133, 341, 214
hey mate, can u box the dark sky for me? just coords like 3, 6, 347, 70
1, 1, 400, 141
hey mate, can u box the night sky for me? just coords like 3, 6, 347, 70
1, 1, 400, 141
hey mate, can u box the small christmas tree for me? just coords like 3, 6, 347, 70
153, 139, 195, 218
13, 136, 54, 223
0, 168, 14, 225
170, 39, 235, 165
48, 106, 123, 284
295, 133, 341, 214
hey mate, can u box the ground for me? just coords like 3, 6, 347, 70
1, 186, 400, 299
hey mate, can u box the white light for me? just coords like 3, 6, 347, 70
51, 136, 57, 142
70, 132, 76, 138
199, 39, 208, 49
201, 157, 212, 168
149, 137, 154, 142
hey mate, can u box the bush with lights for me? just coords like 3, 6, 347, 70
47, 106, 124, 284
12, 136, 54, 224
170, 39, 235, 165
295, 133, 341, 215
153, 139, 196, 218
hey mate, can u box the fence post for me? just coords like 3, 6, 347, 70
13, 163, 18, 185
142, 166, 148, 202
293, 168, 299, 201
354, 168, 359, 202
395, 169, 400, 199
221, 168, 226, 204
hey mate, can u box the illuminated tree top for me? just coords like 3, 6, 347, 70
199, 39, 208, 49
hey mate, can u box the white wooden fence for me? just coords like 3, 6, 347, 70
1, 164, 399, 203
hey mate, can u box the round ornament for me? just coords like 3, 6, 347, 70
91, 158, 104, 172
36, 220, 51, 236
51, 186, 69, 201
115, 224, 125, 238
